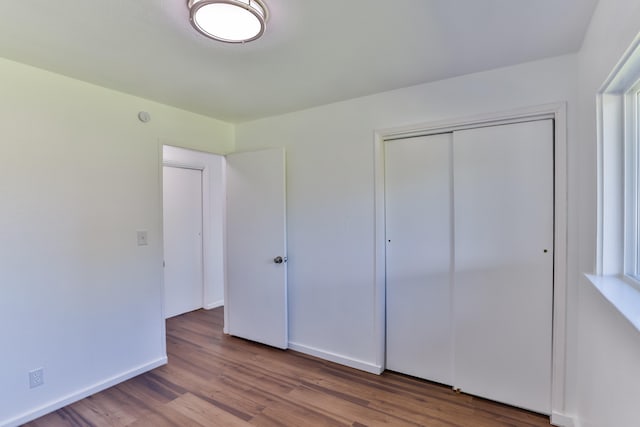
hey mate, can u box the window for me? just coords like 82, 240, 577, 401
631, 87, 640, 278
622, 82, 640, 281
597, 37, 640, 279
590, 34, 640, 332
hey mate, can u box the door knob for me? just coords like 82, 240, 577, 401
274, 256, 284, 264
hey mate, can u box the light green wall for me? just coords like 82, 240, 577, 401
0, 57, 233, 426
1, 57, 234, 154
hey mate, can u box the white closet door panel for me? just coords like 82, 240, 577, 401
163, 166, 204, 319
385, 133, 453, 385
453, 120, 553, 414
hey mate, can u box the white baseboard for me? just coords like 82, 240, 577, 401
288, 342, 383, 375
204, 300, 224, 310
551, 411, 577, 427
1, 356, 168, 427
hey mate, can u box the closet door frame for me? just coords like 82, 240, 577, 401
373, 103, 568, 424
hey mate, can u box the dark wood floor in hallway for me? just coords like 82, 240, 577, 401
25, 308, 551, 426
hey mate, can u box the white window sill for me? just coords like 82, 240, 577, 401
585, 274, 640, 332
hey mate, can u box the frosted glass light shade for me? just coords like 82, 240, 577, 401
188, 0, 268, 43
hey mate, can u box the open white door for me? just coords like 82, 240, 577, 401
226, 148, 288, 349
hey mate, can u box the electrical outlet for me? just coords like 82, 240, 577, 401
29, 368, 44, 389
137, 230, 148, 246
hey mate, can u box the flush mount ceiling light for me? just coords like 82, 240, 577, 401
187, 0, 268, 43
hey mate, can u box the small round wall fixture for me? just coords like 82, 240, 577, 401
187, 0, 268, 43
138, 111, 151, 123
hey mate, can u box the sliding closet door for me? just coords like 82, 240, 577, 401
452, 120, 553, 414
385, 133, 453, 385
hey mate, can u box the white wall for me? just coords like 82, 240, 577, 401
235, 55, 579, 403
575, 1, 640, 426
0, 57, 233, 427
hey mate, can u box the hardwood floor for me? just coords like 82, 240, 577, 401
25, 308, 551, 426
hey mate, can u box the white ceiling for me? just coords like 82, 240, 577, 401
0, 0, 598, 123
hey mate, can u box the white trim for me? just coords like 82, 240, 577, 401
551, 411, 576, 427
221, 159, 229, 335
598, 94, 625, 275
162, 160, 206, 170
205, 299, 224, 310
598, 32, 640, 94
586, 274, 640, 332
1, 357, 167, 427
157, 141, 168, 358
373, 137, 386, 370
624, 85, 640, 276
373, 102, 569, 418
288, 342, 383, 375
551, 103, 570, 416
596, 94, 605, 275
378, 103, 560, 140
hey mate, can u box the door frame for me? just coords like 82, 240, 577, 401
161, 145, 226, 318
373, 103, 568, 422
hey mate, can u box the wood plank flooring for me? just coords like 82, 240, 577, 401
25, 308, 551, 426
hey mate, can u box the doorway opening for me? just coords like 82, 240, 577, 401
161, 145, 226, 319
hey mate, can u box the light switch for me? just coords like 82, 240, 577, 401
137, 230, 148, 246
